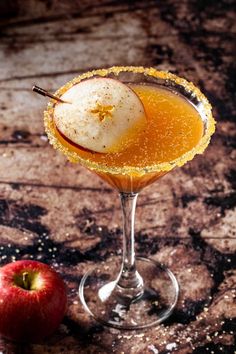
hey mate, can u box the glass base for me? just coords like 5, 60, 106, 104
79, 257, 179, 330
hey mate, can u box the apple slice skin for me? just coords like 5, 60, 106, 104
0, 260, 67, 343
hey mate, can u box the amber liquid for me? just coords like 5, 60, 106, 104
55, 84, 204, 192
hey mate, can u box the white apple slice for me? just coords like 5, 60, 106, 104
54, 78, 146, 153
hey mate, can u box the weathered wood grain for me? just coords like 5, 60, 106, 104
0, 0, 235, 353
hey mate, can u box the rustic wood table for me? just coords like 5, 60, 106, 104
0, 1, 235, 353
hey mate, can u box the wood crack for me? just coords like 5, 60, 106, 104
0, 180, 112, 192
0, 68, 91, 82
0, 1, 157, 30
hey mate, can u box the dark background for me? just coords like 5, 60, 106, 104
0, 1, 235, 353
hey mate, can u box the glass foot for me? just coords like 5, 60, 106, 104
79, 257, 179, 330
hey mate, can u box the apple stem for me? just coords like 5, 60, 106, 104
22, 272, 31, 290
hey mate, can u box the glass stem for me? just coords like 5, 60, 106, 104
117, 192, 144, 299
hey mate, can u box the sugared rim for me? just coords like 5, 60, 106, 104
44, 66, 216, 176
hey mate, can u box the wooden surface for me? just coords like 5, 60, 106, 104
0, 1, 235, 353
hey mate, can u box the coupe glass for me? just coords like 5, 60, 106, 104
44, 67, 215, 329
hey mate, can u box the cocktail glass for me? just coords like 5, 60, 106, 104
44, 67, 215, 329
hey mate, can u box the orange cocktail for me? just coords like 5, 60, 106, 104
51, 83, 205, 191
44, 67, 215, 330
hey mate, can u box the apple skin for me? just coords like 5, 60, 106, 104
0, 260, 67, 343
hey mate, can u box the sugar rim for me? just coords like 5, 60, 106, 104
44, 66, 216, 176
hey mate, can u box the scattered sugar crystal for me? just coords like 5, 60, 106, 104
166, 343, 177, 350
148, 345, 159, 354
123, 335, 132, 339
40, 135, 48, 141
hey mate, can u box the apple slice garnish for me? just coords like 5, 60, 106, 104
54, 77, 146, 153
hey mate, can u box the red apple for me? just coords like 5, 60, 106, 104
0, 260, 67, 342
